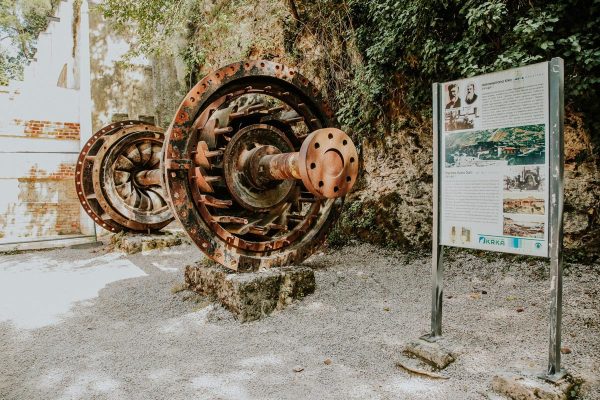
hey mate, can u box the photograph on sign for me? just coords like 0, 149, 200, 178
439, 62, 549, 257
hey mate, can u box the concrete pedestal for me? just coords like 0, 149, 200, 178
184, 263, 315, 322
404, 339, 456, 369
492, 373, 576, 400
111, 231, 185, 254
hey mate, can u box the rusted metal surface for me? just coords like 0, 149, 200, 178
250, 128, 358, 198
134, 169, 162, 187
260, 152, 301, 181
163, 60, 359, 271
75, 121, 173, 233
297, 128, 358, 198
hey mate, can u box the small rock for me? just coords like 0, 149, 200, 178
492, 372, 573, 399
324, 358, 332, 365
516, 307, 525, 313
481, 290, 488, 295
560, 347, 572, 354
293, 366, 304, 372
446, 295, 453, 299
403, 340, 455, 369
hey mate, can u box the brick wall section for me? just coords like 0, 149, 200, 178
12, 119, 80, 140
47, 163, 77, 179
9, 163, 82, 236
23, 163, 76, 180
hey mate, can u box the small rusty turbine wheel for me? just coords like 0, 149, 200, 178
164, 60, 359, 271
76, 121, 173, 232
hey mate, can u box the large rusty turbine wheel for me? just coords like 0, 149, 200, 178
164, 60, 358, 271
76, 121, 173, 232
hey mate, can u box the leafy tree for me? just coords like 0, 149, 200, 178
0, 0, 57, 85
97, 0, 187, 58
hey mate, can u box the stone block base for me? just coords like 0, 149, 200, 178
492, 373, 575, 400
403, 339, 456, 369
184, 263, 315, 322
111, 231, 185, 254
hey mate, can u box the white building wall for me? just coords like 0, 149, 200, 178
0, 0, 170, 247
0, 0, 90, 245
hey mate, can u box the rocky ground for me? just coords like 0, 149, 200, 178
0, 241, 598, 399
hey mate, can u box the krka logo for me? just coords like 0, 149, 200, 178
478, 236, 505, 246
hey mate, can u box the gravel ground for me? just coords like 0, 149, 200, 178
0, 242, 598, 399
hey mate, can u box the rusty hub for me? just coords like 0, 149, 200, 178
223, 123, 296, 212
163, 60, 359, 271
75, 121, 173, 232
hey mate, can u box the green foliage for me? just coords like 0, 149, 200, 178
328, 201, 377, 247
335, 0, 600, 139
0, 0, 57, 85
98, 0, 187, 57
180, 42, 205, 87
181, 0, 242, 74
328, 195, 418, 249
99, 0, 260, 88
95, 0, 600, 143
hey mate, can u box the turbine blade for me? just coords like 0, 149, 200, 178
113, 171, 130, 185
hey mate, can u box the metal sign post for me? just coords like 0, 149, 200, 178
424, 82, 444, 341
546, 57, 565, 380
425, 58, 565, 378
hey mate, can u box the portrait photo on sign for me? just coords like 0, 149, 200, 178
464, 82, 479, 105
444, 81, 481, 132
445, 83, 461, 109
445, 124, 545, 168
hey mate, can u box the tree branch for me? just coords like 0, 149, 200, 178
286, 0, 300, 23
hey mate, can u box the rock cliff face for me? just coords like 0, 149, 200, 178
330, 117, 434, 249
562, 112, 600, 254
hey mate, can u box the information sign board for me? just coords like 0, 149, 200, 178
439, 62, 549, 257
427, 58, 565, 378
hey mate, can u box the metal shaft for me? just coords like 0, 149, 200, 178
259, 152, 301, 181
134, 169, 162, 187
241, 128, 357, 199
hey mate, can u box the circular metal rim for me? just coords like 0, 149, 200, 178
75, 121, 174, 233
102, 134, 166, 219
163, 60, 344, 270
76, 121, 144, 233
93, 127, 172, 231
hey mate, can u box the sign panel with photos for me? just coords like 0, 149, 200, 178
439, 62, 549, 257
